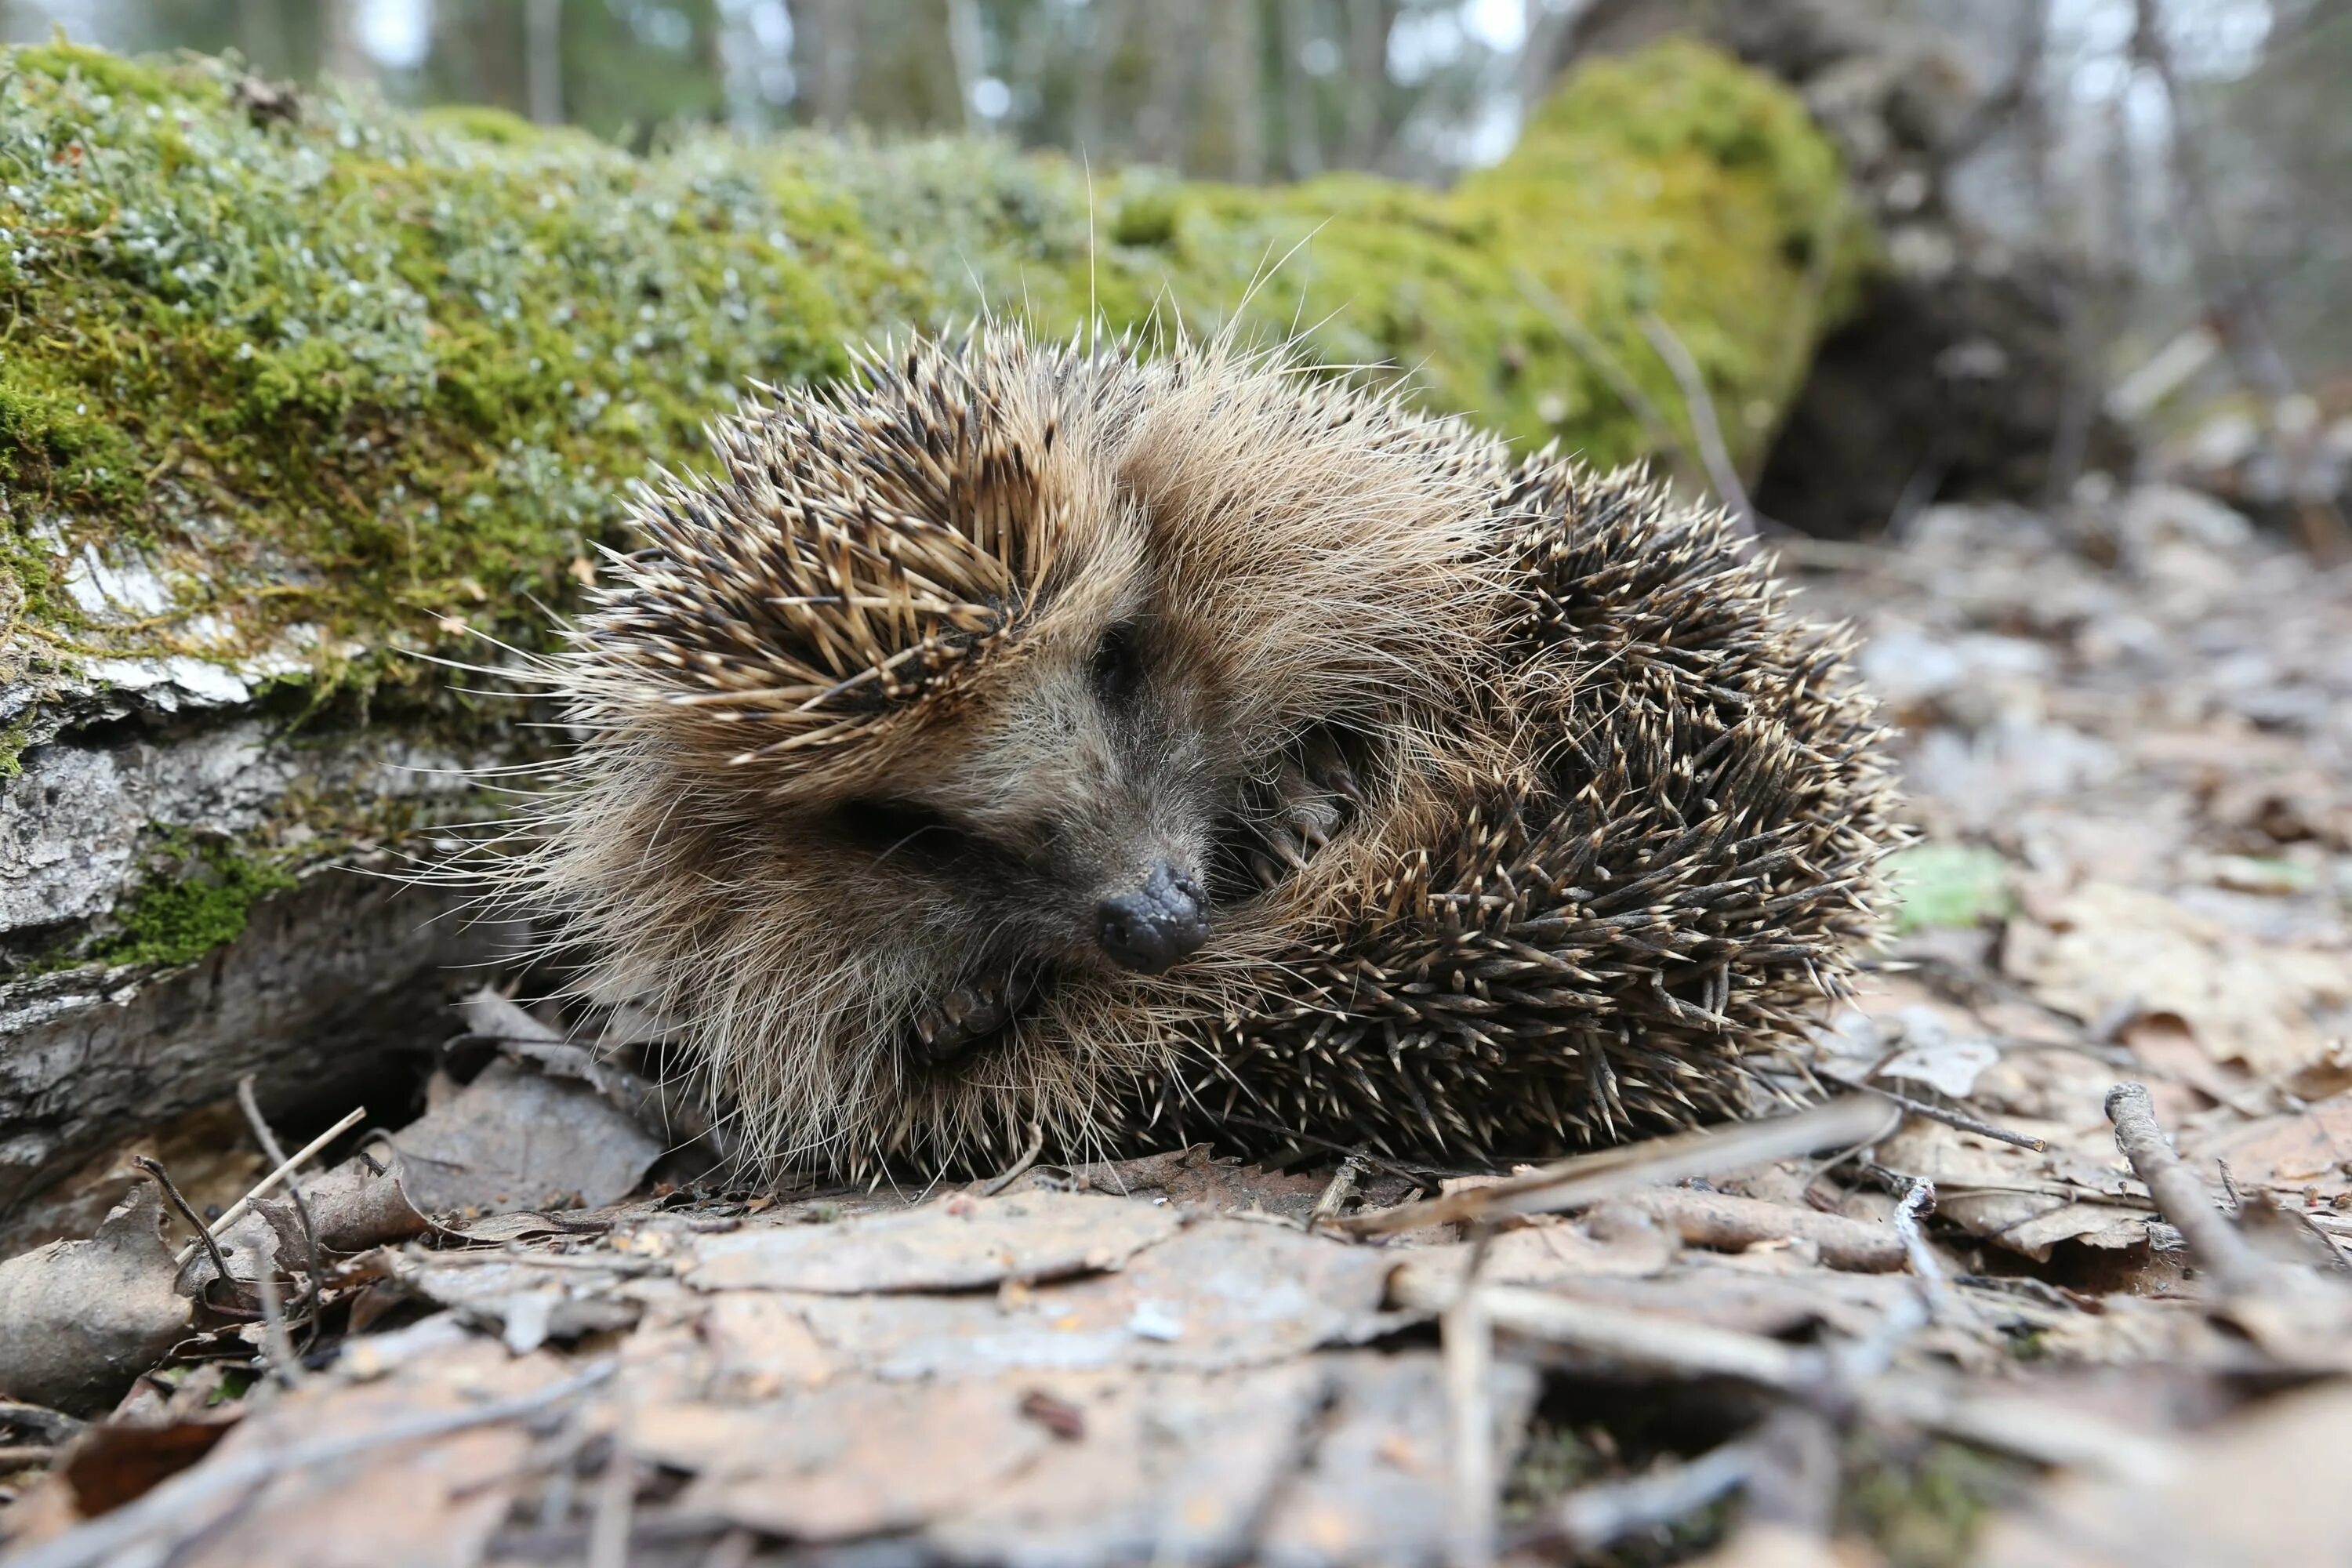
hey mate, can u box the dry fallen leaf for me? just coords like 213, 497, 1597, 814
637, 1379, 1056, 1541
390, 1058, 665, 1217
0, 1181, 193, 1415
1256, 1352, 1540, 1568
2188, 1087, 2352, 1203
745, 1218, 1399, 1380
2013, 881, 2348, 1077
1972, 1381, 2352, 1566
686, 1189, 1182, 1293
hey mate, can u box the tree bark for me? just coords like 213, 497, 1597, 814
1341, 0, 1396, 169
1277, 0, 1325, 178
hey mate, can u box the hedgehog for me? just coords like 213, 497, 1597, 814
478, 325, 1900, 1179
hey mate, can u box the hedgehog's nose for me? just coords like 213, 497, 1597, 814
1095, 862, 1209, 973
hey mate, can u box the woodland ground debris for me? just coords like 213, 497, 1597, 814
2, 474, 2351, 1564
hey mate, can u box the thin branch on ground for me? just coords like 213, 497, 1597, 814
1638, 310, 1770, 537
1309, 1151, 1368, 1232
173, 1106, 367, 1270
1817, 1069, 2048, 1152
2103, 1082, 2274, 1297
133, 1156, 231, 1287
1542, 1439, 1759, 1555
978, 1122, 1047, 1197
1890, 1179, 1955, 1324
238, 1073, 325, 1351
1341, 1096, 1896, 1238
1442, 1228, 1498, 1568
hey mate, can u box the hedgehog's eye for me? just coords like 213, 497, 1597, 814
1089, 622, 1146, 706
836, 798, 971, 866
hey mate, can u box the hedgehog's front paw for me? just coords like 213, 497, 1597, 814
1244, 728, 1365, 890
908, 978, 1027, 1063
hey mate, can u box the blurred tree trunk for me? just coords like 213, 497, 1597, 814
318, 0, 369, 84
801, 0, 858, 129
1204, 0, 1266, 181
1341, 0, 1396, 169
1136, 2, 1194, 167
429, 0, 527, 115
946, 0, 985, 132
236, 0, 284, 77
1276, 0, 1324, 178
525, 0, 563, 125
1071, 0, 1132, 158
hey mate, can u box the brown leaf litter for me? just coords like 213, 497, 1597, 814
5, 487, 2352, 1566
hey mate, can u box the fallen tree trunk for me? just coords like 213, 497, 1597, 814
0, 38, 1869, 1235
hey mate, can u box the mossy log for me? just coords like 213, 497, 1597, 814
0, 38, 1867, 1229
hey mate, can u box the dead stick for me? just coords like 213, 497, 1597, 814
1547, 1440, 1759, 1553
1392, 1263, 1816, 1390
1890, 1179, 1951, 1319
133, 1156, 230, 1286
238, 1074, 324, 1349
8, 1361, 618, 1568
1309, 1152, 1368, 1232
1819, 1071, 2048, 1152
1341, 1096, 1896, 1239
1443, 1229, 1499, 1568
977, 1121, 1046, 1198
172, 1106, 365, 1269
2104, 1082, 2270, 1295
250, 1266, 302, 1391
1639, 310, 1762, 535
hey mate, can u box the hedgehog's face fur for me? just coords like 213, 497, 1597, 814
516, 330, 1511, 1171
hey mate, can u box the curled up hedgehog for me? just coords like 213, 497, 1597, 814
481, 327, 1900, 1179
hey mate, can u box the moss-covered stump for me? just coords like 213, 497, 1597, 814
0, 38, 1865, 1224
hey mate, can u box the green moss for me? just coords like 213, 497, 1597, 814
0, 38, 1861, 717
1839, 1436, 2022, 1568
89, 832, 297, 970
8, 40, 188, 103
1889, 844, 2015, 935
0, 711, 33, 778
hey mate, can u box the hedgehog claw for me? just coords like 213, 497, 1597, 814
1300, 730, 1365, 805
909, 982, 1013, 1063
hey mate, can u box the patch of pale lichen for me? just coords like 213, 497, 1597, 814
0, 38, 1862, 706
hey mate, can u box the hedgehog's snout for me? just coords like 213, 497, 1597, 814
1095, 861, 1209, 973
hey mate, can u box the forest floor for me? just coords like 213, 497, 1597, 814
3, 483, 2351, 1567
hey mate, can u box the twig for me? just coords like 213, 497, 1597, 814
588, 1421, 637, 1568
135, 1156, 231, 1287
9, 1362, 619, 1568
1638, 310, 1764, 536
1514, 270, 1693, 472
1545, 1439, 1759, 1554
1890, 1179, 1953, 1322
1391, 1263, 1817, 1390
1339, 1096, 1896, 1239
1817, 1070, 2048, 1152
1864, 1381, 2177, 1483
2104, 1083, 2272, 1296
1606, 1187, 1906, 1272
1443, 1229, 1498, 1568
172, 1106, 366, 1269
1308, 1152, 1368, 1232
978, 1122, 1047, 1198
250, 1266, 302, 1391
238, 1074, 324, 1351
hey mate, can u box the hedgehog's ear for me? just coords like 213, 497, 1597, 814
582, 360, 1073, 775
